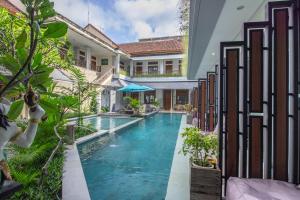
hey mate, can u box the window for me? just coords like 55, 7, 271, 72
101, 58, 109, 65
176, 90, 189, 105
144, 91, 156, 104
77, 50, 86, 68
91, 56, 97, 71
135, 62, 143, 75
165, 60, 173, 74
148, 61, 158, 74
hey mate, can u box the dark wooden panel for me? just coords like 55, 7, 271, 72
209, 74, 215, 105
273, 8, 289, 181
163, 90, 172, 110
193, 88, 198, 109
295, 0, 300, 185
249, 117, 263, 178
208, 74, 216, 131
226, 49, 239, 179
250, 30, 263, 112
249, 29, 264, 178
200, 81, 207, 131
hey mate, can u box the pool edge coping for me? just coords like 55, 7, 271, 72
62, 117, 144, 200
165, 114, 190, 200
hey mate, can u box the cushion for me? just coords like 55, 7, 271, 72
226, 177, 300, 200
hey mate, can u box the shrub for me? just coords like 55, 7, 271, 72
180, 127, 218, 167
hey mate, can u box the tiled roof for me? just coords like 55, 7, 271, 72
0, 0, 21, 14
119, 36, 184, 57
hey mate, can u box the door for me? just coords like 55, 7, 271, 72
131, 92, 139, 100
136, 67, 142, 75
166, 65, 172, 74
163, 90, 172, 110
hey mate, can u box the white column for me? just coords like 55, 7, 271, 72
86, 47, 91, 70
115, 53, 120, 74
110, 90, 116, 112
97, 93, 101, 114
140, 92, 145, 104
159, 60, 164, 74
130, 60, 134, 77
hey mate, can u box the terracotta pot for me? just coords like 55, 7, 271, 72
190, 161, 221, 200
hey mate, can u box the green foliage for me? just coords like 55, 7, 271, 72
8, 120, 65, 199
180, 127, 218, 167
43, 22, 68, 38
123, 96, 140, 111
0, 3, 71, 98
101, 106, 109, 113
89, 92, 98, 114
130, 99, 140, 110
0, 1, 74, 198
7, 99, 24, 120
152, 99, 160, 107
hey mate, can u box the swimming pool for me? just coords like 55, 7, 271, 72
83, 116, 137, 131
78, 113, 182, 200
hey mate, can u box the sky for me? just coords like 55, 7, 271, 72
52, 0, 182, 44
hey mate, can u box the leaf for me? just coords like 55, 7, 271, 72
0, 55, 20, 74
16, 48, 28, 65
32, 53, 42, 68
39, 1, 55, 19
16, 30, 27, 49
43, 22, 68, 38
7, 99, 24, 120
39, 98, 58, 113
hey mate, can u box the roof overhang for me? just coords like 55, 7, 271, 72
131, 54, 184, 61
187, 0, 273, 79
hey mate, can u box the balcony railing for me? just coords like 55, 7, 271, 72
134, 70, 182, 77
119, 69, 130, 76
75, 59, 87, 68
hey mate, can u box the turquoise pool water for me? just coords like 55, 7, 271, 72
83, 116, 137, 130
78, 113, 182, 200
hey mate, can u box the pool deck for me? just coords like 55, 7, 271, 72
62, 117, 143, 200
165, 115, 190, 200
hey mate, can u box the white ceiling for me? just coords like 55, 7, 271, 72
188, 0, 279, 79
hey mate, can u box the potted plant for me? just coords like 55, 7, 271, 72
185, 104, 193, 124
152, 99, 160, 111
130, 98, 140, 115
180, 127, 221, 200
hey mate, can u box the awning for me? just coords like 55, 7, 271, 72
118, 83, 154, 92
129, 81, 198, 90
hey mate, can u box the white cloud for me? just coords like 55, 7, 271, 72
52, 0, 181, 42
115, 0, 181, 39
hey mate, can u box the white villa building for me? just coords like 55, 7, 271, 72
1, 0, 197, 112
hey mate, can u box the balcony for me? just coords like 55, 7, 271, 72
119, 69, 130, 76
134, 70, 182, 78
75, 59, 87, 68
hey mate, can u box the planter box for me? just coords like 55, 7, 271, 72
190, 163, 221, 200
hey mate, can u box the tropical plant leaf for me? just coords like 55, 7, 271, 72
43, 22, 68, 38
0, 55, 20, 74
16, 29, 27, 49
39, 98, 58, 113
7, 99, 24, 120
32, 53, 42, 68
16, 48, 28, 65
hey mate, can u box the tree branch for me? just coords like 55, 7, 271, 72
0, 8, 38, 97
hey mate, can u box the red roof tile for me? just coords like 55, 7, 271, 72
0, 0, 21, 14
119, 36, 184, 57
